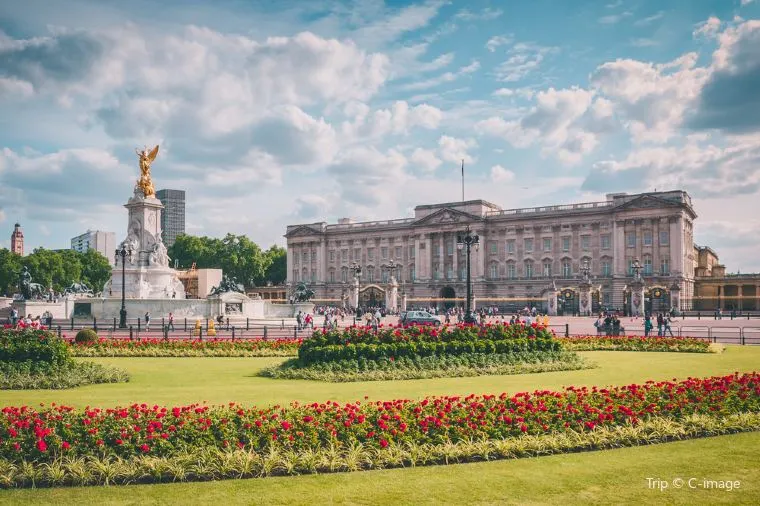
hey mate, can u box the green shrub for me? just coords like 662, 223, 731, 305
0, 328, 70, 365
74, 328, 99, 345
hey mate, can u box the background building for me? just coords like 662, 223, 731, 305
71, 230, 116, 265
156, 189, 186, 248
176, 266, 222, 298
10, 223, 23, 255
285, 191, 735, 314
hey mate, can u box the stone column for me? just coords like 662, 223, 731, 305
286, 246, 294, 284
319, 240, 327, 284
413, 236, 421, 282
424, 234, 432, 279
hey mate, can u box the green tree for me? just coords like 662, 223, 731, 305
264, 245, 287, 284
80, 249, 113, 292
0, 248, 23, 296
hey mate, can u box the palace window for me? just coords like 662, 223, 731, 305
294, 253, 299, 265
410, 265, 416, 281
626, 232, 636, 248
524, 238, 534, 253
329, 270, 335, 283
341, 249, 348, 262
367, 248, 374, 261
524, 261, 534, 279
660, 258, 670, 275
643, 231, 653, 246
409, 245, 415, 258
459, 267, 466, 280
643, 256, 653, 275
562, 236, 570, 252
543, 237, 552, 251
543, 261, 552, 277
506, 263, 516, 279
381, 247, 388, 259
628, 259, 635, 275
311, 250, 317, 262
366, 267, 374, 283
329, 250, 335, 262
489, 241, 498, 255
581, 235, 590, 250
433, 264, 440, 280
302, 251, 308, 263
381, 269, 389, 283
601, 260, 611, 276
353, 248, 361, 261
659, 230, 670, 246
341, 268, 348, 283
562, 260, 571, 278
506, 239, 515, 254
601, 234, 611, 250
489, 263, 498, 279
447, 241, 454, 256
447, 266, 454, 279
395, 246, 402, 259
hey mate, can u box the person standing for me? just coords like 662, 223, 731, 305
656, 313, 664, 337
145, 311, 151, 331
644, 315, 653, 337
168, 312, 175, 331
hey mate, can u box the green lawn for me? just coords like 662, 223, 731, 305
1, 346, 758, 504
0, 432, 758, 505
2, 346, 759, 408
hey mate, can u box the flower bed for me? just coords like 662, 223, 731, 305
67, 338, 302, 357
0, 328, 129, 389
558, 335, 712, 353
0, 373, 758, 487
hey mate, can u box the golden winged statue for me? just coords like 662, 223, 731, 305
135, 145, 159, 198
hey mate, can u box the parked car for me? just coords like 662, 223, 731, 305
399, 311, 441, 326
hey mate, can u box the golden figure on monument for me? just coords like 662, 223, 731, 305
135, 145, 159, 198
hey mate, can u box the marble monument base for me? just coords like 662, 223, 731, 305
109, 266, 186, 300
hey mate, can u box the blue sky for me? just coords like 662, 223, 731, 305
1, 0, 759, 271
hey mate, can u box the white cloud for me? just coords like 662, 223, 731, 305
477, 87, 600, 164
494, 42, 557, 82
598, 12, 632, 24
0, 77, 34, 98
438, 135, 477, 164
401, 60, 480, 90
410, 147, 442, 172
634, 11, 665, 26
741, 0, 756, 5
341, 100, 443, 139
490, 164, 515, 182
454, 8, 503, 22
485, 35, 512, 52
694, 16, 722, 39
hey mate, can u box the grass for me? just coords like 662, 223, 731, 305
2, 345, 759, 408
0, 432, 757, 505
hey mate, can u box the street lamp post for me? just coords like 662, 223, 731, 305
115, 245, 129, 329
349, 262, 362, 314
456, 227, 479, 324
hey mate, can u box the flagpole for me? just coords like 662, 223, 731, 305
461, 159, 464, 202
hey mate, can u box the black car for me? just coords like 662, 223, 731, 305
399, 311, 441, 326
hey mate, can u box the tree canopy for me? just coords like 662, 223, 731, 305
0, 248, 112, 296
168, 234, 286, 287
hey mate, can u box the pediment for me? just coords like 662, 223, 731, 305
413, 207, 481, 226
613, 195, 681, 211
285, 225, 323, 238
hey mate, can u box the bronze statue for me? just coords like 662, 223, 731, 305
135, 145, 159, 197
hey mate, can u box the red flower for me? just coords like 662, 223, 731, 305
140, 444, 150, 453
379, 439, 389, 448
36, 439, 48, 452
281, 421, 292, 431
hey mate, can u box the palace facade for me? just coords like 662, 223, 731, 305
285, 191, 717, 314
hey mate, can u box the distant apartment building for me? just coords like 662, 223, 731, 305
71, 230, 116, 265
156, 189, 186, 248
10, 223, 23, 255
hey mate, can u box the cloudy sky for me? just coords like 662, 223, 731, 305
1, 0, 759, 271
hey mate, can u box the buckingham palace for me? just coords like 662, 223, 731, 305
285, 190, 705, 315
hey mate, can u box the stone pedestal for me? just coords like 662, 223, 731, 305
386, 278, 399, 310
546, 290, 558, 316
108, 191, 185, 299
579, 282, 592, 317
630, 281, 645, 317
351, 278, 359, 309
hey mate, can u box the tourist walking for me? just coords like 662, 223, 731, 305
644, 315, 653, 337
168, 312, 175, 331
145, 311, 151, 331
